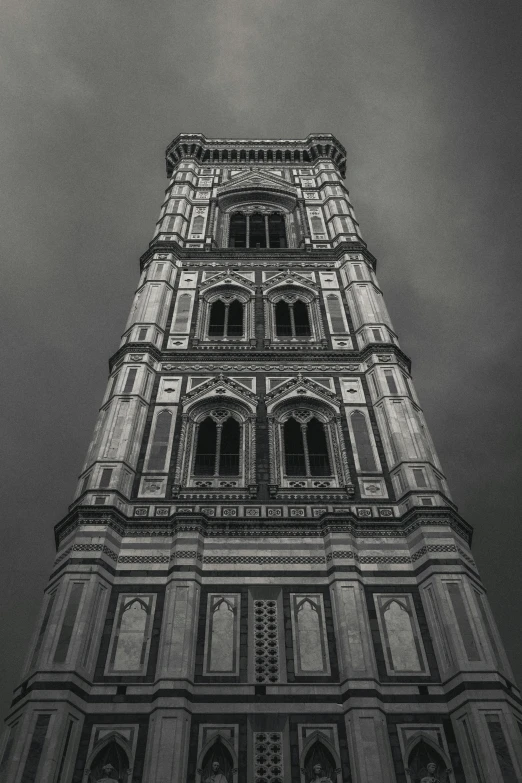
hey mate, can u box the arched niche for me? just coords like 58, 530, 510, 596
300, 731, 343, 783
406, 737, 452, 783
84, 733, 132, 783
197, 734, 237, 783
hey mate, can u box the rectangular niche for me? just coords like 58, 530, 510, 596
204, 594, 241, 676
290, 593, 330, 676
374, 593, 429, 675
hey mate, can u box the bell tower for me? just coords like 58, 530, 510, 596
2, 134, 522, 783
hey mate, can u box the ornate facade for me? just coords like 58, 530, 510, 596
2, 134, 522, 783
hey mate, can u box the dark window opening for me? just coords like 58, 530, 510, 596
249, 212, 267, 248
307, 417, 331, 475
275, 299, 311, 337
228, 211, 287, 248
276, 301, 292, 336
208, 300, 226, 337
284, 418, 306, 475
220, 417, 240, 475
268, 213, 287, 247
194, 417, 217, 475
194, 415, 240, 476
208, 299, 244, 338
292, 299, 311, 335
229, 212, 247, 248
227, 299, 244, 336
284, 416, 331, 477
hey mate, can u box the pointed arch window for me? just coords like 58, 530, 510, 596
194, 412, 240, 476
284, 414, 331, 476
228, 211, 287, 248
275, 299, 311, 337
208, 298, 244, 337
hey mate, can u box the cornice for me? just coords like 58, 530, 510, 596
109, 342, 412, 374
140, 240, 377, 272
54, 505, 473, 547
165, 133, 347, 177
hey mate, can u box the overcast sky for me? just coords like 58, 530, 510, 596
1, 0, 522, 718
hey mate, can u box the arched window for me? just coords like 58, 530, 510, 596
194, 413, 240, 476
284, 414, 331, 476
275, 299, 311, 337
350, 411, 377, 472
228, 211, 287, 248
208, 298, 244, 337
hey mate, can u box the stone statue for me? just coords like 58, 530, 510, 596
420, 762, 440, 783
309, 763, 334, 783
96, 763, 119, 783
204, 760, 229, 783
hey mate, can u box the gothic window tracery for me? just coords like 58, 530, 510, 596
266, 286, 322, 344
173, 395, 256, 493
208, 298, 244, 337
267, 398, 351, 491
195, 284, 252, 343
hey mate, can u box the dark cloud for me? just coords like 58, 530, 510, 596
1, 0, 521, 716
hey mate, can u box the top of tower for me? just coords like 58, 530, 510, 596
165, 133, 347, 178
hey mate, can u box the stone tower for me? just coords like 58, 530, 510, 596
2, 134, 522, 783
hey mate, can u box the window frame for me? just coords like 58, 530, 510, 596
268, 399, 351, 491
195, 285, 254, 344
265, 286, 325, 345
173, 397, 257, 493
227, 209, 289, 249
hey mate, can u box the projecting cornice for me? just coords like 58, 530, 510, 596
139, 240, 376, 272
108, 342, 412, 374
165, 133, 347, 177
54, 505, 473, 548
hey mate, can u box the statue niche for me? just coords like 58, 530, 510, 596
407, 740, 451, 783
87, 738, 130, 783
304, 741, 336, 783
200, 737, 233, 783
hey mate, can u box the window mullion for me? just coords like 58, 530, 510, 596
223, 303, 230, 337
265, 215, 270, 248
302, 423, 311, 476
289, 304, 296, 337
214, 424, 223, 476
246, 215, 250, 248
